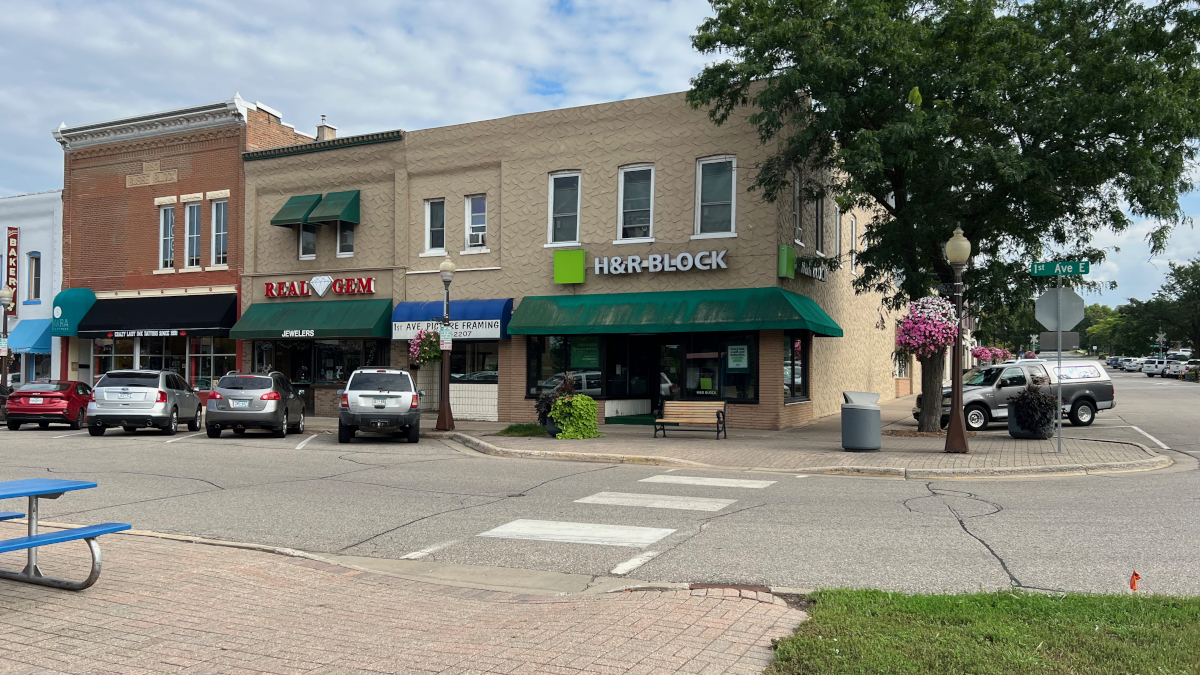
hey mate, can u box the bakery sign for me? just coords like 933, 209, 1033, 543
265, 275, 376, 298
4, 228, 17, 316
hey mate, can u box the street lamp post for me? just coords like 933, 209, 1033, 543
435, 256, 457, 431
0, 287, 12, 389
944, 227, 972, 454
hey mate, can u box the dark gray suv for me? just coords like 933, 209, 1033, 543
206, 372, 305, 438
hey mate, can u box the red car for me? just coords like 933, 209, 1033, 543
5, 380, 93, 431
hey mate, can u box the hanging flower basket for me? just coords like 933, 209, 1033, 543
895, 296, 958, 360
409, 328, 442, 365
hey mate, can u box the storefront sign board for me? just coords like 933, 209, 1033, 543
264, 276, 375, 298
569, 336, 601, 368
393, 319, 502, 340
593, 250, 727, 275
5, 228, 17, 316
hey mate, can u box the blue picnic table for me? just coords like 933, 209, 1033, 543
0, 479, 130, 590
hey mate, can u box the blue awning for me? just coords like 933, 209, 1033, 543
9, 319, 52, 354
391, 298, 513, 340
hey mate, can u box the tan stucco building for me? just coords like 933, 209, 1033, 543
234, 92, 911, 426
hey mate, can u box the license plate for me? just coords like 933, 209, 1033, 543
231, 400, 250, 408
29, 397, 42, 405
117, 393, 132, 400
373, 397, 387, 407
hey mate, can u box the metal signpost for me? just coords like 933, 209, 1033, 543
1032, 262, 1089, 454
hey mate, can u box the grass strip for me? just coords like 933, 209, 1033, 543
769, 589, 1199, 674
494, 423, 550, 437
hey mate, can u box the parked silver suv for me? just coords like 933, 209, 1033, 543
206, 372, 305, 438
338, 368, 421, 444
88, 370, 203, 436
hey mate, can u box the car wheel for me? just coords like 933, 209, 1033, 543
70, 408, 85, 430
88, 425, 105, 436
273, 411, 288, 438
338, 421, 354, 444
187, 406, 201, 432
1147, 372, 1155, 377
232, 428, 246, 435
289, 410, 305, 434
206, 427, 222, 438
161, 408, 178, 436
38, 422, 50, 429
406, 423, 420, 444
7, 421, 20, 431
964, 405, 989, 432
1069, 400, 1095, 427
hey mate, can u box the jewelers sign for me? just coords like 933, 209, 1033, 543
393, 319, 502, 340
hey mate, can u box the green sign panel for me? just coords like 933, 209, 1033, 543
570, 336, 600, 368
1031, 261, 1090, 276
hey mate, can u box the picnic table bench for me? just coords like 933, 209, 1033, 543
654, 400, 728, 439
0, 479, 130, 590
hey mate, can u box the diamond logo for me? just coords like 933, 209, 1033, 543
309, 275, 333, 297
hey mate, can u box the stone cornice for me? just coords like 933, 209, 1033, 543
53, 94, 261, 151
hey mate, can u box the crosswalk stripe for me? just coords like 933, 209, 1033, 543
575, 491, 736, 512
639, 475, 776, 489
477, 519, 675, 548
611, 551, 660, 575
401, 540, 459, 560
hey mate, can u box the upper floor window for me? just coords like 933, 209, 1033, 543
549, 172, 580, 244
814, 195, 825, 255
618, 164, 654, 240
159, 206, 175, 269
299, 223, 316, 260
27, 252, 40, 301
792, 170, 803, 246
425, 199, 446, 252
211, 200, 228, 266
185, 202, 202, 268
849, 215, 858, 275
695, 156, 735, 236
337, 222, 355, 257
833, 205, 841, 261
466, 195, 487, 249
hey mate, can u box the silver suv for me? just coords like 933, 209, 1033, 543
339, 368, 421, 444
206, 372, 305, 438
88, 370, 203, 436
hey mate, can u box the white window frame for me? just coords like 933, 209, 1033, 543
27, 252, 41, 301
850, 215, 858, 275
833, 204, 842, 264
424, 198, 447, 255
463, 194, 489, 253
336, 222, 355, 258
792, 170, 803, 247
546, 171, 582, 246
692, 155, 737, 239
298, 223, 316, 261
184, 202, 202, 268
616, 163, 655, 243
159, 206, 175, 269
813, 195, 825, 256
210, 200, 228, 267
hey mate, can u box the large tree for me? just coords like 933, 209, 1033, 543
688, 0, 1200, 427
1151, 258, 1200, 352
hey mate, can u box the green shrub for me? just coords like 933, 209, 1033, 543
550, 394, 601, 439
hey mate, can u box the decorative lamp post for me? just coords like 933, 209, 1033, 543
0, 286, 12, 388
436, 256, 457, 431
944, 227, 972, 454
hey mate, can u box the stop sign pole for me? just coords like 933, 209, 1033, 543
1032, 261, 1089, 453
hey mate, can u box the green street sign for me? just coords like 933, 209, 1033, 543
1031, 261, 1090, 276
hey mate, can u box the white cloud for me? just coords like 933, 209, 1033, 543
1087, 193, 1200, 305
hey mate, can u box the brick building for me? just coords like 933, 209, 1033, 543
50, 95, 313, 394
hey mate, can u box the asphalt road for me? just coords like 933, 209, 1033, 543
0, 363, 1195, 596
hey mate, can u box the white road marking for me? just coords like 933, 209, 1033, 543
165, 432, 204, 444
639, 475, 776, 489
400, 540, 459, 560
1130, 426, 1170, 450
663, 468, 678, 473
611, 551, 660, 575
295, 434, 317, 450
478, 520, 675, 548
52, 432, 87, 438
575, 491, 736, 512
795, 475, 809, 478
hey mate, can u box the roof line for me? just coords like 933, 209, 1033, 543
243, 129, 404, 161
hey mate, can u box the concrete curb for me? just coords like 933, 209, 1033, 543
443, 432, 1173, 479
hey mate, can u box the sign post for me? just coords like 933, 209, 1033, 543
1033, 262, 1089, 454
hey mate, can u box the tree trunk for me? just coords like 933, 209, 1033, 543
918, 350, 947, 432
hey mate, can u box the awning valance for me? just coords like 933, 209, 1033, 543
8, 319, 52, 354
507, 287, 843, 337
308, 190, 360, 225
230, 298, 393, 340
51, 288, 97, 337
391, 298, 513, 340
77, 294, 238, 339
269, 194, 322, 227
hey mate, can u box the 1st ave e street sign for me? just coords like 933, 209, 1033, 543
1031, 261, 1090, 276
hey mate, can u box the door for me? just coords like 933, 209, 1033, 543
995, 366, 1027, 416
657, 341, 684, 414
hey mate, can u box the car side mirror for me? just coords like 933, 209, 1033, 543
418, 390, 427, 397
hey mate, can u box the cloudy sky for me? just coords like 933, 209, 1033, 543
1, 0, 1196, 305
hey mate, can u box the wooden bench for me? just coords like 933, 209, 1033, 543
654, 401, 728, 439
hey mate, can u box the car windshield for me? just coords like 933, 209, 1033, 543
347, 373, 412, 392
217, 376, 273, 390
18, 382, 72, 392
963, 368, 1003, 386
96, 373, 159, 388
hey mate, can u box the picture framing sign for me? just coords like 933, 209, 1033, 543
393, 319, 502, 340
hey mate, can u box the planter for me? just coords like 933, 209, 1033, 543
545, 419, 561, 437
1007, 412, 1053, 440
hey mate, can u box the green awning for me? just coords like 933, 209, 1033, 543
51, 288, 97, 337
508, 287, 843, 337
229, 299, 393, 339
308, 190, 360, 225
270, 194, 322, 227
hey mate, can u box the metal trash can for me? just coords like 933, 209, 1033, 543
841, 391, 882, 451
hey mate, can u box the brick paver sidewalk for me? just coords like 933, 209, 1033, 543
0, 525, 804, 674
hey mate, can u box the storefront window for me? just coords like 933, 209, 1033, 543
189, 336, 237, 390
138, 336, 187, 374
450, 341, 499, 383
526, 336, 568, 395
784, 331, 811, 400
255, 339, 388, 386
92, 338, 134, 382
686, 332, 757, 401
